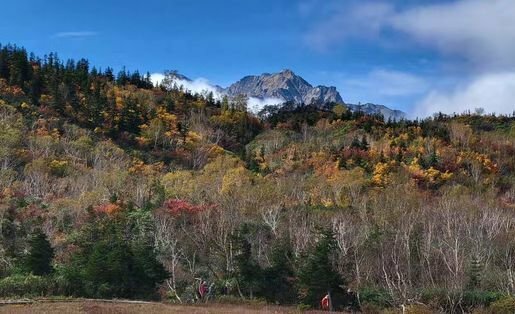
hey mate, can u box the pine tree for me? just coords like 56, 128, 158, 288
428, 144, 439, 167
351, 137, 362, 149
360, 135, 369, 150
262, 238, 296, 304
298, 230, 345, 310
221, 95, 230, 112
24, 230, 54, 275
69, 217, 168, 299
1, 205, 17, 257
104, 67, 114, 81
29, 67, 43, 105
234, 224, 263, 299
468, 256, 483, 289
116, 67, 129, 85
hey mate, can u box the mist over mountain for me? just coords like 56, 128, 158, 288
159, 69, 406, 119
346, 103, 406, 121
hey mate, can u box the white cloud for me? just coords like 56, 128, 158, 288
344, 69, 429, 97
305, 0, 515, 116
413, 72, 515, 118
152, 73, 224, 99
305, 3, 393, 51
151, 73, 284, 113
248, 97, 285, 113
391, 0, 515, 68
178, 78, 223, 99
306, 0, 515, 68
53, 31, 97, 38
150, 73, 165, 86
328, 68, 431, 110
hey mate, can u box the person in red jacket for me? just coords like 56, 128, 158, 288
321, 294, 330, 311
199, 280, 208, 300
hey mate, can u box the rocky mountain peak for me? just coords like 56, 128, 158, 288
225, 70, 343, 105
279, 69, 295, 77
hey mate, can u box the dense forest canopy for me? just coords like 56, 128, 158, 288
0, 44, 515, 312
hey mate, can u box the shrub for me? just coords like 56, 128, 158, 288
420, 289, 503, 312
359, 303, 383, 314
461, 290, 502, 310
488, 296, 515, 314
405, 304, 433, 314
296, 303, 312, 311
0, 274, 56, 297
419, 288, 448, 309
216, 295, 267, 306
359, 287, 393, 309
48, 159, 69, 177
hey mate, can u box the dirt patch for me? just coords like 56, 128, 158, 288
0, 300, 307, 314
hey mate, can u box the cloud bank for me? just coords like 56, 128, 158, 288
415, 73, 515, 118
247, 97, 285, 113
306, 0, 515, 68
53, 31, 97, 39
151, 73, 284, 113
151, 73, 223, 99
150, 73, 165, 86
306, 0, 515, 117
305, 2, 393, 52
391, 0, 515, 68
343, 69, 429, 98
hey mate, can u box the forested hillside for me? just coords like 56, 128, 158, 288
1, 44, 515, 312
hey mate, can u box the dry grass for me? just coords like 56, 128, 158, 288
0, 300, 316, 314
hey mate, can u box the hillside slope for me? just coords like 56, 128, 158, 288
0, 44, 514, 312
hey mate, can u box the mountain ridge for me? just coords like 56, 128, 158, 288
165, 69, 406, 120
225, 69, 344, 105
345, 103, 406, 121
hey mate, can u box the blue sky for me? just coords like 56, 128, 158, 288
2, 0, 515, 116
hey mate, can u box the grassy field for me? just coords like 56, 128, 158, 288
0, 300, 321, 314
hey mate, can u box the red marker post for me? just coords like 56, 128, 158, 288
321, 294, 330, 311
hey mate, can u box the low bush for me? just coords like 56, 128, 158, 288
359, 287, 393, 309
461, 290, 502, 310
488, 296, 515, 314
419, 288, 502, 312
0, 274, 56, 297
405, 304, 433, 314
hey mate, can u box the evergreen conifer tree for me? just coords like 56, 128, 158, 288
298, 230, 345, 310
234, 224, 263, 299
24, 230, 54, 275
